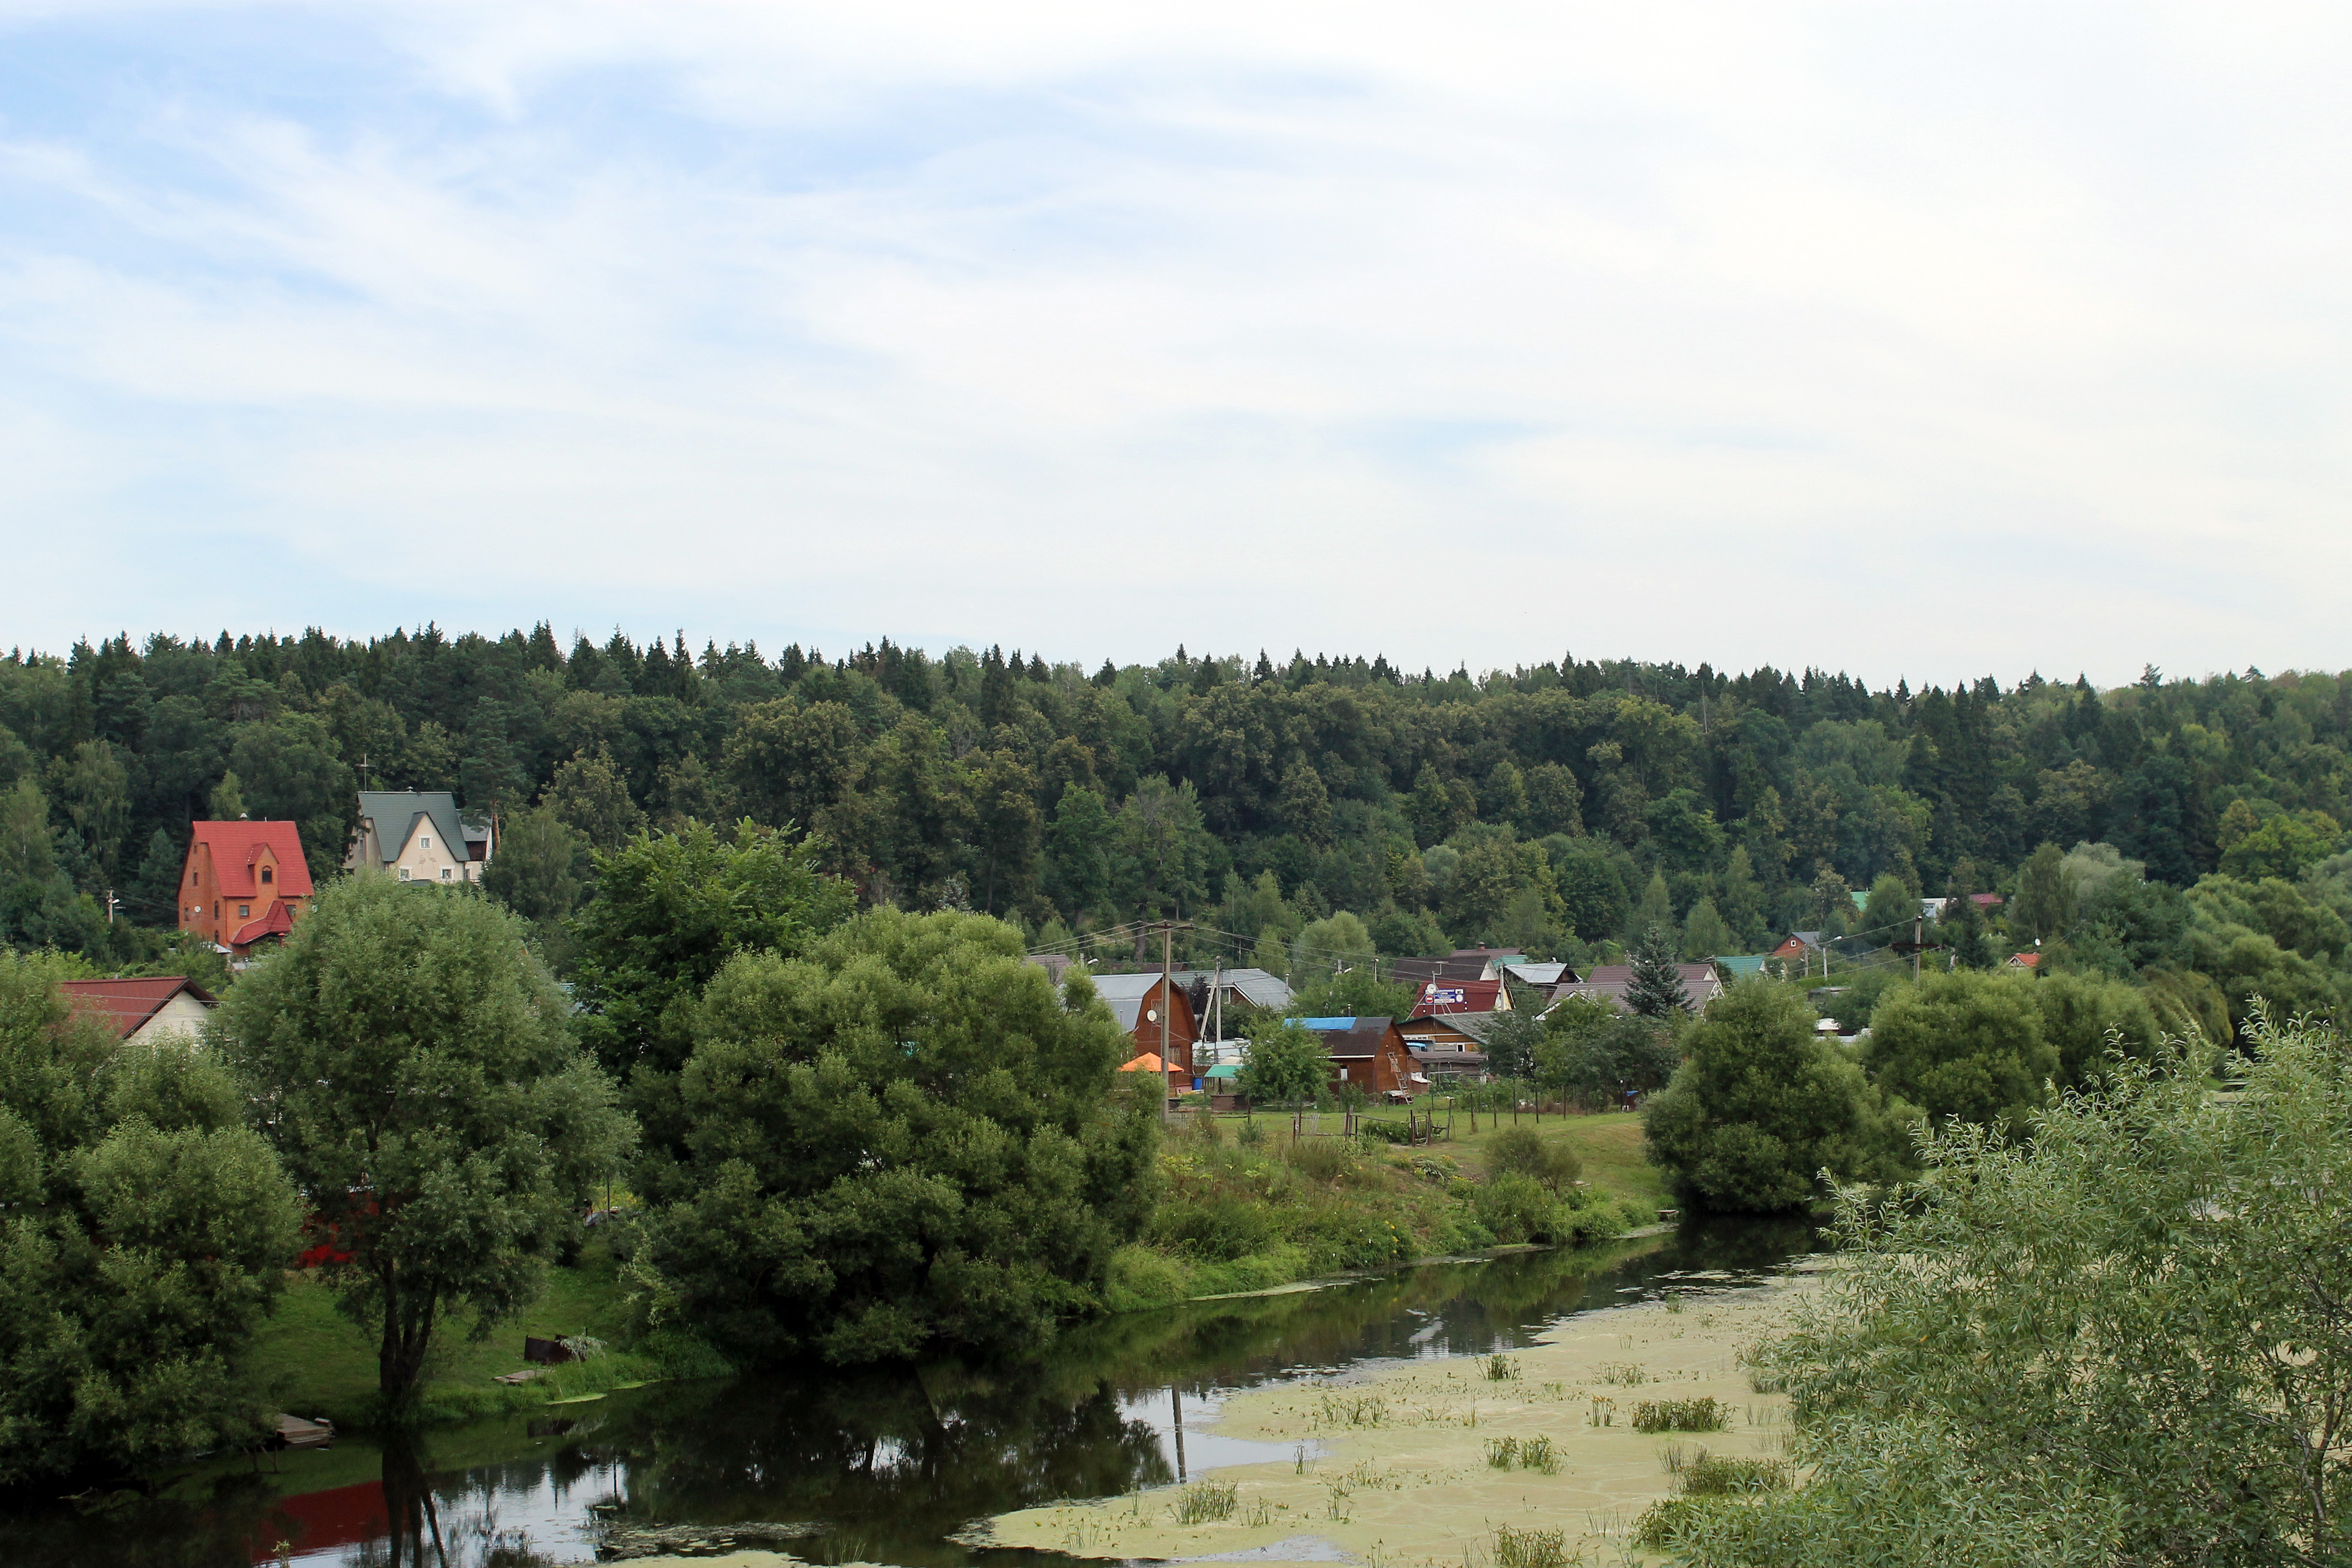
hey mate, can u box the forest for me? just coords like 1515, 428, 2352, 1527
3, 626, 2349, 1043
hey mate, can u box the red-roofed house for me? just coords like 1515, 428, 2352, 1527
179, 820, 315, 958
1409, 977, 1512, 1015
58, 977, 216, 1046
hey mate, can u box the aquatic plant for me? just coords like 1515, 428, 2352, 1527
1491, 1522, 1575, 1568
1168, 1479, 1238, 1525
1631, 1397, 1728, 1433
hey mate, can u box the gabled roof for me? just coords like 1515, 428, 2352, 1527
1168, 967, 1295, 1009
1770, 930, 1825, 955
58, 977, 216, 1039
1550, 962, 1722, 1015
188, 820, 314, 899
1713, 954, 1770, 977
1412, 977, 1504, 1014
1402, 1009, 1502, 1044
228, 900, 300, 949
355, 790, 468, 865
1501, 962, 1575, 987
1298, 1016, 1402, 1058
1086, 971, 1184, 1033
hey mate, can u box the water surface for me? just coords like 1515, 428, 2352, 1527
1, 1216, 1813, 1568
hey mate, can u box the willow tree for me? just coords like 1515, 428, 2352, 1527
218, 875, 634, 1404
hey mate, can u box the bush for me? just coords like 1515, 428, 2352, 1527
1484, 1127, 1583, 1193
1864, 971, 2056, 1129
1642, 982, 1914, 1211
1734, 1015, 2352, 1563
1283, 1137, 1355, 1182
1149, 1196, 1278, 1261
1680, 1450, 1792, 1495
1474, 1174, 1554, 1244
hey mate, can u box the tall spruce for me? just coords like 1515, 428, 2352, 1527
1624, 922, 1691, 1017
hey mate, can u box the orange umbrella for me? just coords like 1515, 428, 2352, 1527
1119, 1052, 1168, 1072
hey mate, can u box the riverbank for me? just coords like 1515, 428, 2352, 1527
1108, 1110, 1667, 1310
979, 1264, 1818, 1568
246, 1110, 1669, 1430
249, 1235, 726, 1428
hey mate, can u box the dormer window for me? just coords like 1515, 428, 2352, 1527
261, 866, 273, 885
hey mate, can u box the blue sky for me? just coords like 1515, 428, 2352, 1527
3, 2, 2350, 685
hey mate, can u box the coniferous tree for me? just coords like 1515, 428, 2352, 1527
1625, 922, 1691, 1017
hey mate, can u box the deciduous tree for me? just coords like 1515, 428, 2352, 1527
217, 876, 634, 1403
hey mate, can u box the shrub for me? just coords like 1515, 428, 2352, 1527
1484, 1127, 1583, 1193
1680, 1450, 1791, 1495
1474, 1173, 1554, 1243
1150, 1196, 1278, 1261
1634, 1396, 1729, 1433
1284, 1137, 1355, 1182
1642, 982, 1915, 1211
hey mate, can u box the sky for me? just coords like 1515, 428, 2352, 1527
2, 2, 2349, 689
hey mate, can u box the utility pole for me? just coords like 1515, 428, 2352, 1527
1913, 913, 1924, 982
1148, 919, 1195, 1123
104, 888, 116, 925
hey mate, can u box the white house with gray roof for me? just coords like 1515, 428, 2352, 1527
345, 790, 493, 884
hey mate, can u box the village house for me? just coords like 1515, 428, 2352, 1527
1396, 1007, 1495, 1083
178, 819, 315, 959
1549, 962, 1724, 1014
1387, 946, 1526, 990
1298, 1016, 1423, 1101
1407, 976, 1512, 1015
59, 976, 216, 1045
345, 790, 493, 883
1766, 930, 1826, 977
1085, 971, 1200, 1086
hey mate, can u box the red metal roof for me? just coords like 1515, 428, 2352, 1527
58, 976, 215, 1038
228, 899, 301, 949
190, 820, 315, 899
1413, 978, 1502, 1014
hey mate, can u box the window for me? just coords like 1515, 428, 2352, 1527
399, 867, 410, 881
238, 905, 250, 918
261, 866, 273, 885
440, 868, 451, 880
421, 836, 431, 850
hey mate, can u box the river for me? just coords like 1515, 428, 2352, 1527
0, 1216, 1815, 1568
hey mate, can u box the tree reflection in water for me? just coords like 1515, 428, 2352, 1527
0, 1219, 1819, 1568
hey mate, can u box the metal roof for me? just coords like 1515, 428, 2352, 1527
356, 790, 469, 867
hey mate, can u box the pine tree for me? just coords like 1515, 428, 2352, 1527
1625, 923, 1690, 1017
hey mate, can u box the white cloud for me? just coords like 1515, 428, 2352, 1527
0, 1, 2348, 681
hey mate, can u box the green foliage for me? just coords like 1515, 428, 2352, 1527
0, 952, 302, 1483
1642, 982, 1913, 1211
631, 908, 1158, 1364
1536, 994, 1679, 1105
1483, 1126, 1582, 1193
1738, 1013, 2352, 1565
1632, 1396, 1728, 1432
569, 819, 856, 1084
2028, 968, 2164, 1088
216, 874, 634, 1403
1863, 971, 2056, 1129
1625, 922, 1691, 1016
1240, 1019, 1331, 1107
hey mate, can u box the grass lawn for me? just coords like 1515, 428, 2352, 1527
1326, 1104, 1668, 1211
253, 1236, 636, 1426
